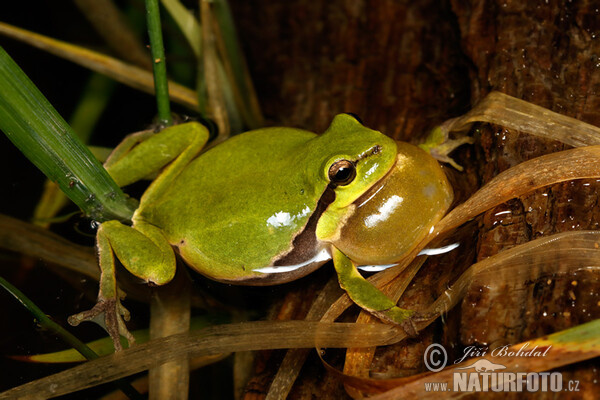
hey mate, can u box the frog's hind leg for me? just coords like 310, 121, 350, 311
69, 220, 176, 351
70, 123, 207, 351
104, 129, 155, 170
331, 247, 418, 331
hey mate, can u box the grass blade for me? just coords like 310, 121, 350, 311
0, 47, 136, 221
33, 74, 117, 227
145, 0, 173, 125
0, 275, 143, 400
212, 0, 263, 129
0, 22, 199, 111
161, 0, 202, 57
74, 0, 151, 69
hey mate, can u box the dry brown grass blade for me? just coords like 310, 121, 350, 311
0, 321, 404, 399
342, 257, 427, 398
200, 0, 230, 140
318, 231, 600, 398
0, 213, 153, 301
439, 91, 600, 147
433, 145, 600, 236
148, 269, 191, 400
73, 0, 151, 69
209, 1, 264, 130
265, 277, 342, 400
369, 318, 600, 399
0, 22, 199, 111
0, 213, 97, 279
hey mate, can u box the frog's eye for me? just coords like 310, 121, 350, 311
328, 160, 356, 186
344, 112, 363, 124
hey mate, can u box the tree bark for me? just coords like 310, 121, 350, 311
230, 0, 600, 398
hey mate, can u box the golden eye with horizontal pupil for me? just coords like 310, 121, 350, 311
328, 160, 356, 186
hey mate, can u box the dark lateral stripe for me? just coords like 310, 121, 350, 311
273, 184, 336, 267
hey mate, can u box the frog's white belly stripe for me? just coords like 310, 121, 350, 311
418, 242, 460, 256
255, 248, 331, 273
357, 243, 460, 272
357, 264, 396, 272
255, 242, 460, 274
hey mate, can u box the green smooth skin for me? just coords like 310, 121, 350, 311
138, 114, 397, 284
71, 115, 451, 348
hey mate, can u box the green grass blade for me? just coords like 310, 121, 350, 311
0, 275, 100, 361
160, 0, 209, 115
33, 74, 117, 226
0, 47, 136, 222
161, 0, 202, 58
15, 313, 229, 363
0, 274, 143, 400
145, 0, 173, 126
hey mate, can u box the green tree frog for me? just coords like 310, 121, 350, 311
68, 114, 453, 350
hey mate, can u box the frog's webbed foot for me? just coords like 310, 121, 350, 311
67, 222, 138, 352
71, 220, 175, 352
68, 293, 135, 352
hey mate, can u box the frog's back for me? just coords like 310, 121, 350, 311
137, 127, 326, 283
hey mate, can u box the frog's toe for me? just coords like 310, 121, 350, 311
374, 307, 438, 337
68, 298, 135, 352
377, 306, 415, 325
399, 311, 438, 337
399, 316, 419, 337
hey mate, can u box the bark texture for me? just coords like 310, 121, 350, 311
229, 0, 600, 398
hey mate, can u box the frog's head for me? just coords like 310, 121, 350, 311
308, 114, 397, 239
313, 114, 453, 266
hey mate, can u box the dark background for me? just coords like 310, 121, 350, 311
1, 0, 599, 398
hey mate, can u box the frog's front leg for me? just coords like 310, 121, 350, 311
331, 247, 421, 334
419, 125, 474, 171
69, 221, 176, 351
